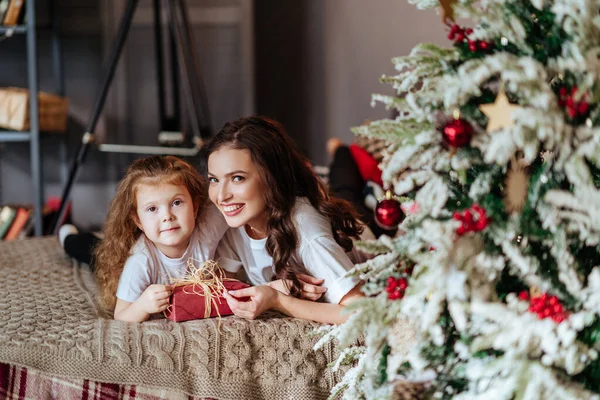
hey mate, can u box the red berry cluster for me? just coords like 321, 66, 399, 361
557, 86, 590, 119
519, 291, 568, 323
447, 24, 472, 43
386, 276, 409, 300
453, 204, 489, 236
447, 24, 494, 53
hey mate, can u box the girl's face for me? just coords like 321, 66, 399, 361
134, 182, 196, 258
207, 147, 268, 235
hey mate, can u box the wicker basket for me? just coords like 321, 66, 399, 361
0, 87, 69, 133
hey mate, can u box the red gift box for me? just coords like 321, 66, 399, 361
165, 280, 250, 322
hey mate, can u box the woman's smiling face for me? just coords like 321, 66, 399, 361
207, 146, 269, 234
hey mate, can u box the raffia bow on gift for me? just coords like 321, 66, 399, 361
166, 259, 237, 319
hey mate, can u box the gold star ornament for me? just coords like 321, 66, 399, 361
479, 88, 521, 133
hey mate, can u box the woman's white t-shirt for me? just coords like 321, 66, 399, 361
216, 197, 364, 304
116, 204, 228, 303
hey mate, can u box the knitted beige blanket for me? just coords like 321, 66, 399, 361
0, 237, 338, 399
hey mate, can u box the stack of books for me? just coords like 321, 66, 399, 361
0, 0, 25, 27
0, 205, 31, 240
0, 196, 72, 240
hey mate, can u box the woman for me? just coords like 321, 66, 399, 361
206, 116, 366, 325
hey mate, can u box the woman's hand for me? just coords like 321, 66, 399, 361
267, 273, 327, 301
223, 285, 280, 320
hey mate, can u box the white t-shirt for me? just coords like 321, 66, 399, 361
216, 197, 364, 304
116, 204, 228, 303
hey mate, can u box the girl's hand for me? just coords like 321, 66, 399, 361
136, 284, 172, 314
223, 285, 280, 320
267, 274, 327, 301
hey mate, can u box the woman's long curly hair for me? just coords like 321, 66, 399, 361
95, 155, 208, 311
205, 116, 364, 297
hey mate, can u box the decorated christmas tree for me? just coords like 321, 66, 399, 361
316, 0, 600, 398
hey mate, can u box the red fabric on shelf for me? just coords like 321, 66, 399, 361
165, 280, 250, 322
349, 143, 383, 186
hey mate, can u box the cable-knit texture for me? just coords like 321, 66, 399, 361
0, 237, 339, 399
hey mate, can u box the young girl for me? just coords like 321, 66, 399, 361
94, 155, 229, 322
206, 116, 366, 325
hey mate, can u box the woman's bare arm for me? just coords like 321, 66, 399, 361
223, 284, 363, 325
273, 284, 363, 324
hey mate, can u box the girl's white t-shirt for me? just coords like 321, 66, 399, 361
116, 204, 228, 303
216, 197, 364, 304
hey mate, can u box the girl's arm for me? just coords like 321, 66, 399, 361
114, 299, 150, 322
114, 284, 172, 322
223, 283, 363, 325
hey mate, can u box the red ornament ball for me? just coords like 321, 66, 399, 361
478, 40, 491, 51
442, 118, 473, 148
375, 196, 405, 230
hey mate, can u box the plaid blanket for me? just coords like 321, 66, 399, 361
0, 362, 213, 400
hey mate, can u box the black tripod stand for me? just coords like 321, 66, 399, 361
51, 0, 212, 234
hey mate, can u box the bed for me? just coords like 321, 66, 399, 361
0, 237, 341, 399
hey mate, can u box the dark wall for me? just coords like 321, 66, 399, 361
254, 0, 324, 160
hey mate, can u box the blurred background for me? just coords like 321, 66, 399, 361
0, 0, 446, 230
